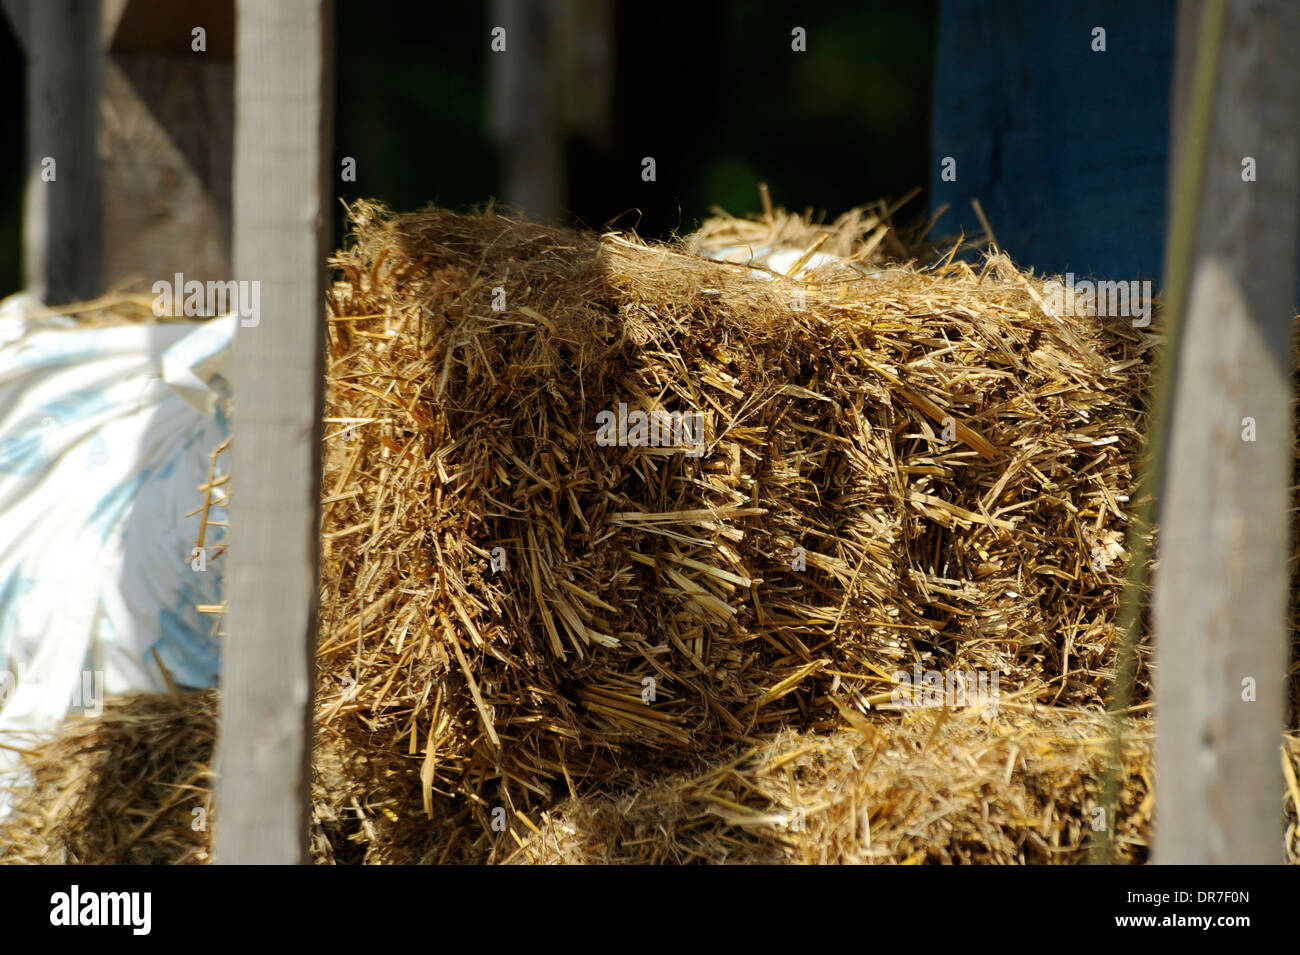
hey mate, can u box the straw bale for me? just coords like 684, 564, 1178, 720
5, 692, 1296, 864
316, 201, 1151, 828
23, 201, 1300, 866
505, 706, 1156, 865
0, 691, 217, 864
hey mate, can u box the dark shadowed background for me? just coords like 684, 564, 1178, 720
0, 1, 937, 296
328, 1, 937, 237
2, 1, 1195, 297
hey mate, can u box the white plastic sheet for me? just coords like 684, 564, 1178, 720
0, 293, 230, 810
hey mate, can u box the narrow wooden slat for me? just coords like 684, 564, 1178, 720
1154, 0, 1299, 864
490, 0, 562, 222
22, 0, 99, 304
214, 0, 332, 865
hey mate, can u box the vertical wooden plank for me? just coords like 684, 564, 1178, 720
1154, 0, 1299, 864
215, 0, 332, 865
490, 0, 563, 222
23, 0, 99, 305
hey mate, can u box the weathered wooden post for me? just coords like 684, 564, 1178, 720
3, 0, 100, 305
490, 0, 611, 223
491, 0, 563, 223
1154, 0, 1300, 864
215, 0, 333, 864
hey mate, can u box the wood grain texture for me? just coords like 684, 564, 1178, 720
1154, 0, 1299, 864
215, 0, 332, 865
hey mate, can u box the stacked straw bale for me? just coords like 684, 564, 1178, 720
0, 691, 216, 864
4, 691, 1297, 864
14, 199, 1271, 865
314, 201, 1150, 837
508, 706, 1157, 865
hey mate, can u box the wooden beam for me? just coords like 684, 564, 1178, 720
23, 0, 99, 305
490, 0, 563, 222
215, 0, 332, 865
1154, 0, 1299, 864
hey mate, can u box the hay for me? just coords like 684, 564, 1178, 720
4, 201, 1299, 864
0, 199, 1198, 864
505, 705, 1156, 865
9, 291, 185, 326
5, 691, 1295, 864
0, 691, 216, 864
315, 200, 1150, 839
